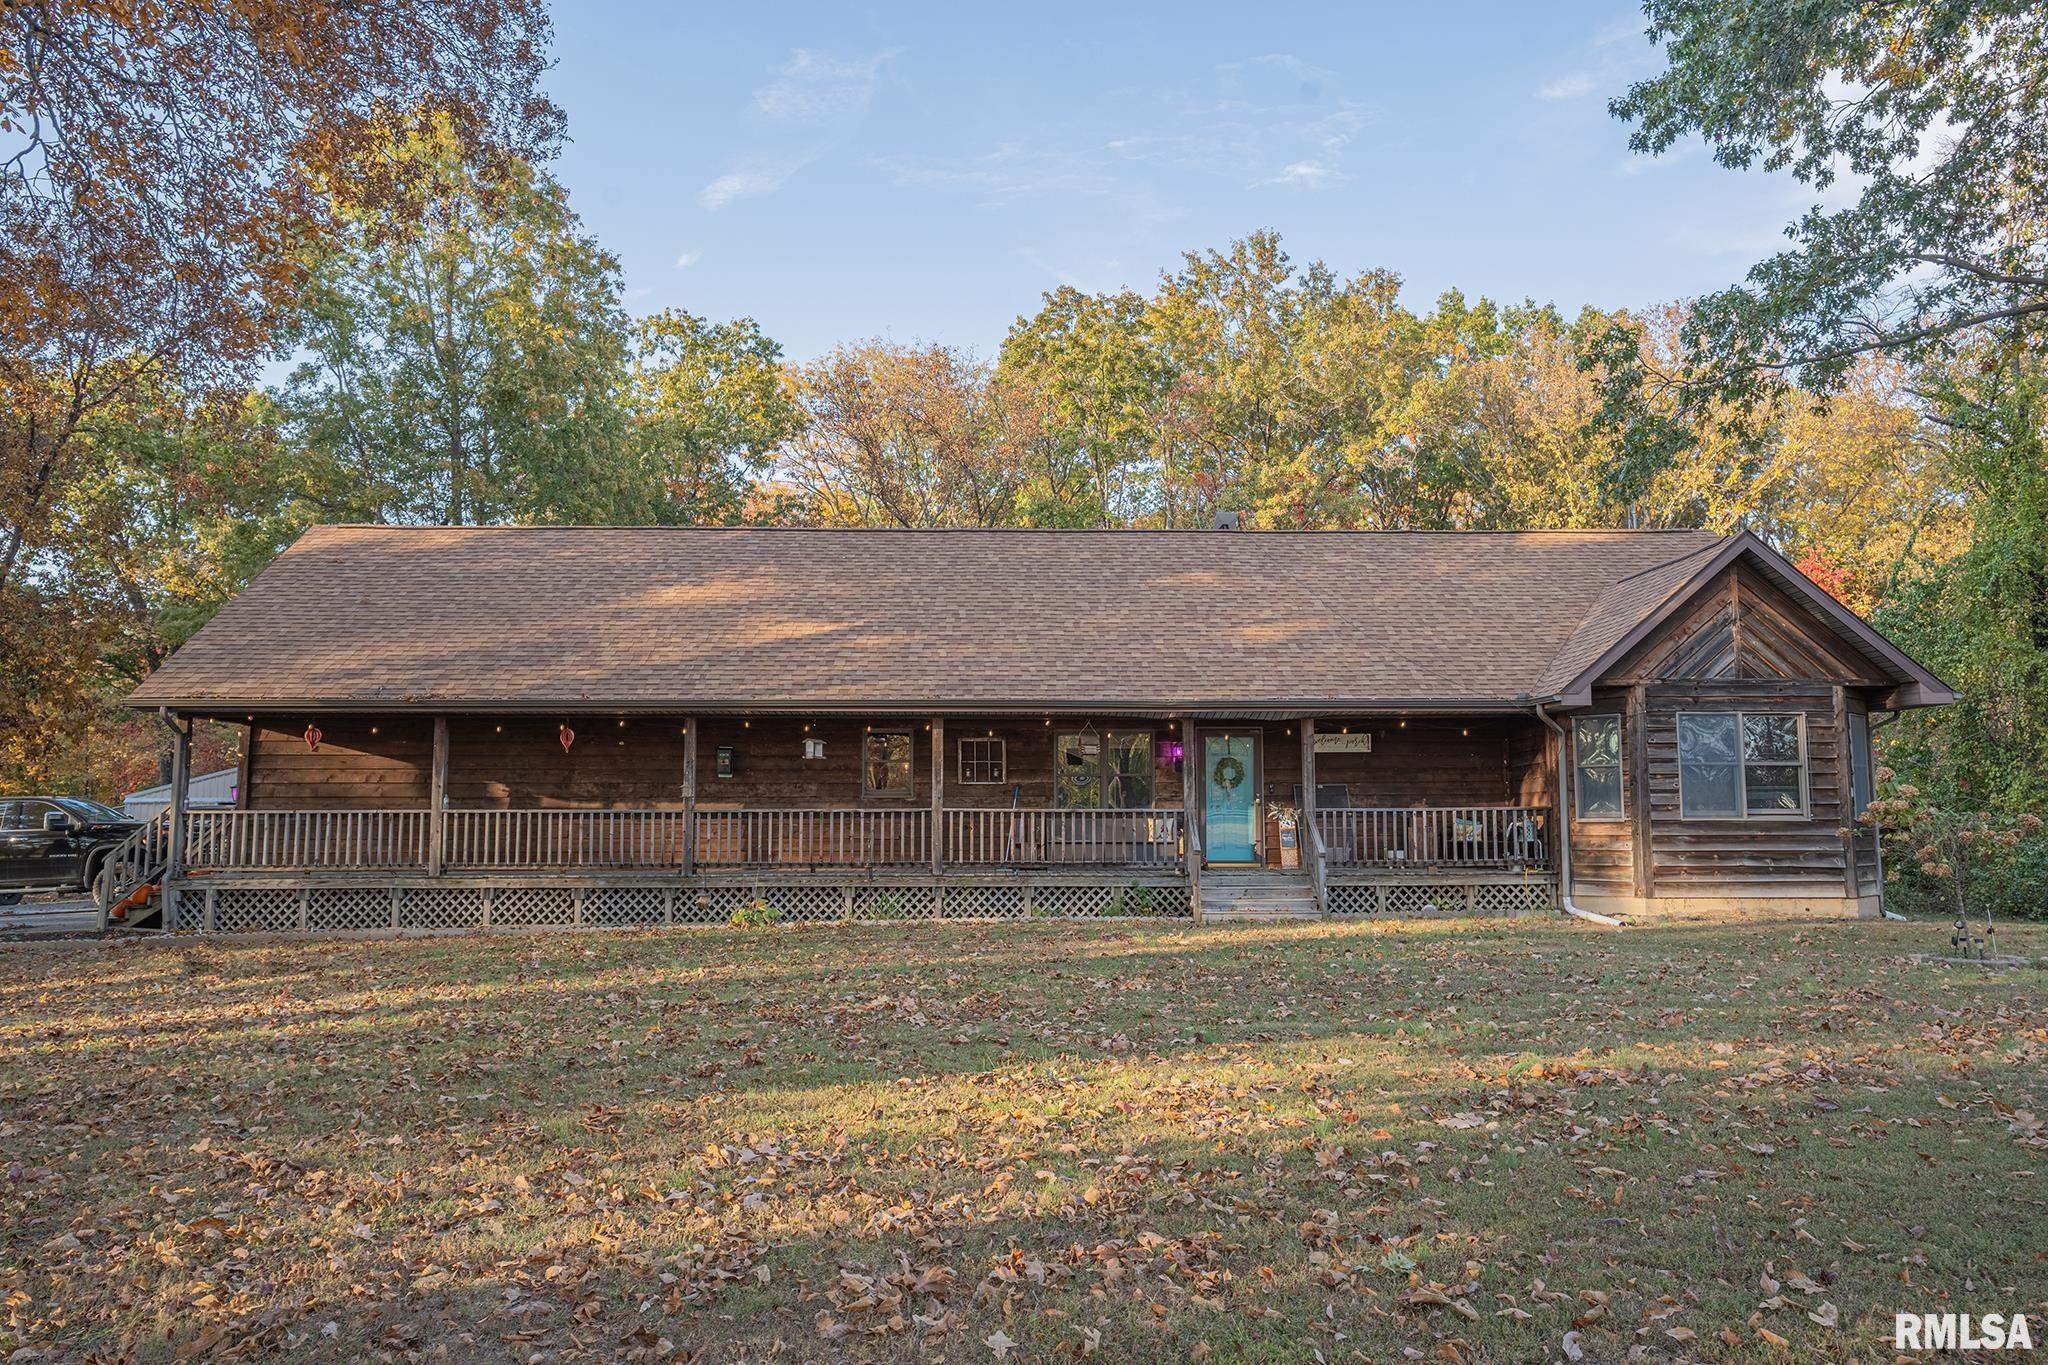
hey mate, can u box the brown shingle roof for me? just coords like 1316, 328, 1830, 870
132, 525, 1763, 712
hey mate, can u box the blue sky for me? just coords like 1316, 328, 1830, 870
546, 1, 1808, 362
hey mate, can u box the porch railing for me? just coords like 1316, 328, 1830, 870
1313, 806, 1550, 869
176, 804, 1539, 875
693, 808, 930, 868
182, 809, 432, 870
445, 809, 686, 869
945, 808, 1183, 867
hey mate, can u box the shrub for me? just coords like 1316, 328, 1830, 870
729, 898, 782, 929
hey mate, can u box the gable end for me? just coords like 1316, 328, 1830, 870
1606, 563, 1893, 686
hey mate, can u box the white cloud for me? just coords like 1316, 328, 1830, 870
700, 165, 797, 210
1537, 72, 1598, 101
754, 49, 891, 123
698, 48, 892, 211
672, 250, 701, 269
1265, 160, 1340, 187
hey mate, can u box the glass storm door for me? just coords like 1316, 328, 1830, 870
1202, 733, 1259, 863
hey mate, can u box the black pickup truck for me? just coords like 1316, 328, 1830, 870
0, 797, 142, 905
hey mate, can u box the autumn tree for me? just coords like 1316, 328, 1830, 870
785, 342, 1017, 527
1, 0, 559, 789
1, 0, 560, 580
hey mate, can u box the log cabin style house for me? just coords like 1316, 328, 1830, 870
107, 525, 1953, 933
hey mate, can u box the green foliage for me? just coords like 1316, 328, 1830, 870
728, 898, 782, 930
1611, 0, 2048, 403
276, 113, 636, 526
852, 892, 909, 922
1870, 343, 2048, 918
626, 310, 807, 524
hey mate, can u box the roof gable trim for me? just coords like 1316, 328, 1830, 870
1557, 531, 1957, 707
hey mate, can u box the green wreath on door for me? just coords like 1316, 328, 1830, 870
1211, 754, 1246, 793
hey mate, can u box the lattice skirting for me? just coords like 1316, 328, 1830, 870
1327, 878, 1557, 919
172, 879, 1193, 934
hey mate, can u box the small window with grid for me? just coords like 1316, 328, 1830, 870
958, 735, 1006, 784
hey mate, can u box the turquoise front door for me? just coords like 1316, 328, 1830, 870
1202, 733, 1259, 863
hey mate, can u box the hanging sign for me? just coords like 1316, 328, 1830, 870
1314, 733, 1373, 753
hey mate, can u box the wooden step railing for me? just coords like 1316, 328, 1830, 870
943, 808, 1183, 867
1312, 806, 1550, 869
95, 810, 171, 927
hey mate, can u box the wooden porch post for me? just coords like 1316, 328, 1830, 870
1627, 685, 1652, 900
1832, 685, 1857, 899
162, 715, 191, 926
1299, 717, 1317, 833
930, 717, 945, 875
1182, 723, 1201, 922
428, 716, 449, 875
681, 717, 697, 875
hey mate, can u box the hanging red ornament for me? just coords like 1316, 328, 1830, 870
303, 723, 323, 751
559, 723, 576, 752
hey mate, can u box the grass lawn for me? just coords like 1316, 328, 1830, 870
2, 917, 2044, 1363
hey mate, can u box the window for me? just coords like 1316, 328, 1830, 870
1849, 711, 1874, 818
1677, 712, 1807, 818
1054, 729, 1154, 808
957, 735, 1006, 784
1572, 715, 1623, 819
862, 731, 913, 798
2, 800, 56, 831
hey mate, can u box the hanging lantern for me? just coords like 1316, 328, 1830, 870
559, 723, 576, 752
303, 723, 323, 752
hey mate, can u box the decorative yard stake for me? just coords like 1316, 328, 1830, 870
559, 723, 576, 752
303, 723, 322, 751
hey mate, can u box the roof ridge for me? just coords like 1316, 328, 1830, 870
305, 523, 1726, 537
1608, 535, 1730, 584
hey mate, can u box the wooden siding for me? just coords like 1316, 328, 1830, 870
1642, 682, 1851, 895
245, 718, 431, 809
1608, 562, 1891, 686
1563, 561, 1898, 903
447, 717, 691, 809
1563, 695, 1634, 896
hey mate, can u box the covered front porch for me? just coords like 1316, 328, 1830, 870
120, 710, 1561, 930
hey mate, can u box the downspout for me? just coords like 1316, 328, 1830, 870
1867, 710, 1907, 921
1534, 703, 1626, 927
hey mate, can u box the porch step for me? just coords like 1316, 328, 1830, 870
1200, 870, 1321, 922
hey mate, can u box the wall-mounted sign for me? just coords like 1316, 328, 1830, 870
1314, 732, 1373, 753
